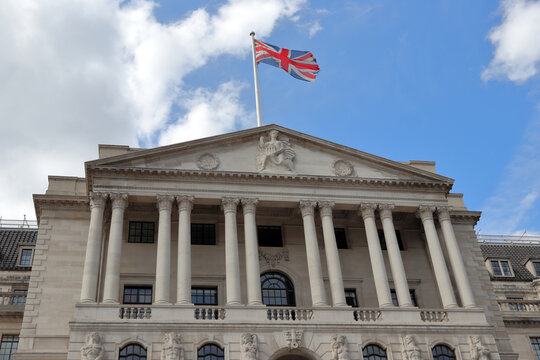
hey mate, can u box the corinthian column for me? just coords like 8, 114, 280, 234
300, 200, 328, 307
437, 206, 476, 308
378, 204, 412, 307
242, 198, 262, 305
318, 201, 347, 307
360, 203, 393, 307
176, 195, 194, 305
80, 192, 108, 303
417, 205, 457, 308
103, 193, 128, 303
222, 197, 241, 305
154, 195, 174, 304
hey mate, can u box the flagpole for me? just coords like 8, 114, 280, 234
250, 31, 262, 127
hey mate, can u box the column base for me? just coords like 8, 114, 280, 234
102, 299, 119, 304
226, 301, 243, 307
312, 302, 330, 308
443, 303, 459, 309
78, 299, 97, 304
332, 302, 350, 308
154, 300, 172, 305
399, 303, 415, 308
247, 301, 265, 307
175, 300, 193, 306
379, 302, 395, 308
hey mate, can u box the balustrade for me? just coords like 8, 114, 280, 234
420, 310, 448, 322
194, 306, 226, 320
266, 307, 313, 321
0, 292, 27, 308
119, 306, 152, 319
498, 299, 540, 312
353, 309, 381, 322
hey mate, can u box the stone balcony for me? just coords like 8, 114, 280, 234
0, 292, 27, 317
498, 299, 540, 322
73, 303, 490, 329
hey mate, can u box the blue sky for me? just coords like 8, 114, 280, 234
1, 0, 540, 235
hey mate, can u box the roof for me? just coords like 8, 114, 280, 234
480, 243, 540, 282
0, 228, 37, 271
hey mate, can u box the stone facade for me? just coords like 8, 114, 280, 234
5, 125, 535, 359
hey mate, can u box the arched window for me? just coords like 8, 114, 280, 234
198, 343, 224, 360
119, 343, 147, 360
362, 344, 387, 360
261, 272, 295, 306
432, 344, 456, 360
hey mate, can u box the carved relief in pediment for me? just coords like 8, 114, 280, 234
197, 153, 220, 170
256, 130, 295, 172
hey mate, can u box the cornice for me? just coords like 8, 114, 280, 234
449, 210, 482, 225
33, 194, 89, 224
86, 166, 453, 194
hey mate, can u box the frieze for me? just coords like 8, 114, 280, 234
259, 248, 289, 267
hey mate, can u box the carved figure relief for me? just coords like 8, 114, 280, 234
241, 333, 258, 360
80, 332, 104, 360
197, 153, 220, 170
401, 335, 422, 360
259, 248, 289, 267
161, 332, 183, 360
330, 335, 350, 360
256, 130, 295, 172
470, 335, 491, 360
284, 329, 303, 350
331, 159, 354, 177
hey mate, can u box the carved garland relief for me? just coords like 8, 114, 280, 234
331, 159, 355, 176
241, 333, 258, 360
197, 153, 220, 170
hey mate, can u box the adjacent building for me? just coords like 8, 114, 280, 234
5, 124, 540, 359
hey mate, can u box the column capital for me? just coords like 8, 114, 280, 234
378, 203, 395, 220
241, 198, 259, 215
156, 194, 175, 211
359, 203, 377, 220
110, 193, 128, 210
89, 192, 108, 209
176, 195, 194, 212
317, 201, 335, 217
436, 206, 452, 222
416, 205, 436, 222
299, 200, 317, 217
222, 197, 240, 213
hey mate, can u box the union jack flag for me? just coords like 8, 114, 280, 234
254, 39, 320, 82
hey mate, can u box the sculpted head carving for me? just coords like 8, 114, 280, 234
240, 333, 258, 360
257, 130, 295, 172
161, 333, 182, 360
81, 332, 104, 360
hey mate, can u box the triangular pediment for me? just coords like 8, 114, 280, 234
87, 125, 453, 185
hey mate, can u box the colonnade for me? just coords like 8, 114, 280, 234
79, 192, 476, 309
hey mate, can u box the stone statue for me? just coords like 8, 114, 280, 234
401, 335, 422, 360
241, 333, 258, 360
470, 335, 491, 360
256, 130, 295, 172
161, 332, 183, 360
330, 335, 350, 360
80, 332, 104, 360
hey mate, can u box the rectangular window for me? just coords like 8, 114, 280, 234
378, 229, 404, 251
19, 248, 33, 266
128, 221, 155, 243
11, 290, 27, 305
335, 228, 348, 249
533, 261, 540, 276
0, 335, 19, 360
191, 287, 218, 305
491, 259, 513, 277
531, 337, 540, 360
258, 226, 283, 247
123, 286, 152, 304
390, 289, 418, 307
191, 224, 216, 245
344, 289, 358, 307
507, 297, 525, 311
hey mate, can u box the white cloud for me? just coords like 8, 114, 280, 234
308, 21, 323, 38
0, 0, 305, 220
482, 0, 540, 82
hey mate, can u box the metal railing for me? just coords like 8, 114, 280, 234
0, 217, 38, 229
478, 234, 540, 244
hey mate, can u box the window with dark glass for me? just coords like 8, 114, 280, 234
119, 343, 147, 360
377, 230, 404, 251
0, 335, 19, 360
261, 272, 295, 306
507, 296, 525, 311
335, 228, 348, 249
344, 289, 358, 307
198, 344, 224, 360
490, 259, 512, 277
191, 224, 216, 245
390, 289, 417, 307
533, 261, 540, 276
531, 337, 540, 360
128, 221, 155, 243
19, 248, 33, 266
362, 344, 387, 360
432, 344, 456, 360
11, 290, 27, 305
123, 286, 152, 304
192, 287, 218, 305
257, 226, 283, 247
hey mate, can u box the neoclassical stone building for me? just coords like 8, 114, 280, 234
14, 125, 519, 359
